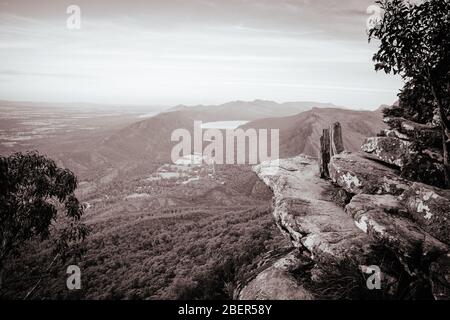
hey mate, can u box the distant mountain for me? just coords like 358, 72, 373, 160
103, 110, 195, 163
101, 100, 341, 160
43, 102, 384, 181
165, 104, 190, 112
240, 107, 386, 158
103, 105, 384, 166
163, 100, 341, 120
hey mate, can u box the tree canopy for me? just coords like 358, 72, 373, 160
369, 0, 450, 187
0, 151, 88, 288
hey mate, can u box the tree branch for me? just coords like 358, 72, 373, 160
23, 253, 60, 300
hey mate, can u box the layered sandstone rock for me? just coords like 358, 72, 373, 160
402, 183, 450, 244
328, 132, 450, 299
244, 119, 449, 300
238, 251, 315, 300
253, 155, 376, 264
361, 136, 411, 167
346, 194, 448, 275
328, 152, 410, 195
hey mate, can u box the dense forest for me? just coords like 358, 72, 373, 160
1, 158, 290, 300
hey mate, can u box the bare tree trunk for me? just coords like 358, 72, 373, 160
429, 77, 450, 188
23, 253, 60, 300
319, 128, 331, 179
330, 122, 345, 156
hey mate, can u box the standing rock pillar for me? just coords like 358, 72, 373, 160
319, 122, 344, 179
319, 128, 331, 178
330, 122, 344, 157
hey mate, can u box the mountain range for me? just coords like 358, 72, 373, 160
241, 107, 385, 158
11, 99, 385, 181
98, 101, 385, 172
164, 99, 342, 120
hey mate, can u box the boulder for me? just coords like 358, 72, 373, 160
346, 194, 448, 275
328, 152, 410, 196
253, 151, 450, 300
278, 197, 374, 264
238, 252, 315, 300
361, 137, 411, 167
402, 182, 450, 245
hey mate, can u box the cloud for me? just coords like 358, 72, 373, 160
0, 69, 94, 79
0, 0, 401, 109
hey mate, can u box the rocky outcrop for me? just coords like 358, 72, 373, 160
402, 183, 450, 244
361, 136, 411, 167
246, 151, 450, 299
346, 194, 448, 275
238, 252, 315, 300
253, 156, 376, 264
244, 120, 450, 300
328, 152, 410, 195
327, 121, 450, 299
329, 155, 450, 298
379, 115, 447, 188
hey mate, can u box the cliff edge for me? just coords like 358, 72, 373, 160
238, 123, 450, 300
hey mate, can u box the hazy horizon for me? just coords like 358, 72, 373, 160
0, 97, 389, 112
0, 0, 403, 110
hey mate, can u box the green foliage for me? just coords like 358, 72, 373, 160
369, 0, 450, 80
1, 161, 286, 299
402, 153, 447, 188
0, 151, 88, 274
2, 194, 287, 299
383, 80, 437, 128
370, 0, 450, 187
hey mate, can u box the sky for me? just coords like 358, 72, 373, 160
0, 0, 404, 109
